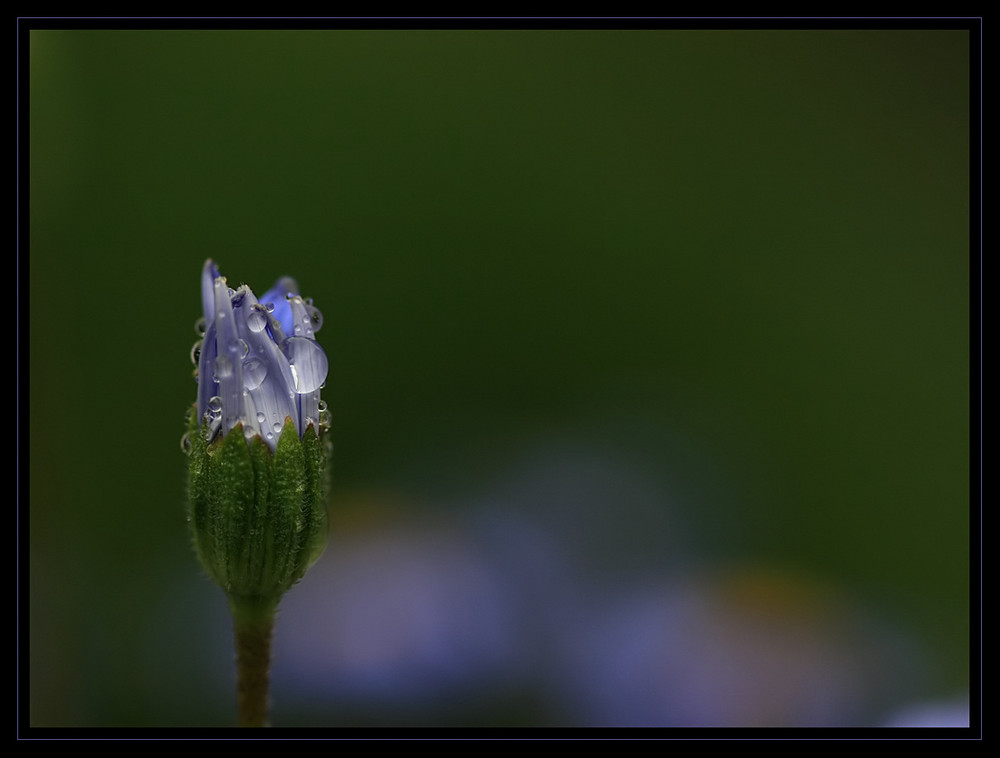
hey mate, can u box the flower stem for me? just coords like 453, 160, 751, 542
230, 598, 278, 727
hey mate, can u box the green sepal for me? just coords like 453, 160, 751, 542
297, 423, 329, 577
189, 420, 256, 594
186, 406, 211, 571
268, 417, 307, 594
186, 408, 329, 609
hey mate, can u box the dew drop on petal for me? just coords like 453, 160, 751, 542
205, 414, 222, 441
272, 421, 283, 434
264, 302, 275, 312
242, 357, 268, 390
247, 307, 268, 333
207, 395, 223, 417
284, 336, 329, 394
256, 411, 266, 424
194, 317, 206, 336
213, 355, 234, 382
306, 305, 323, 332
190, 340, 202, 366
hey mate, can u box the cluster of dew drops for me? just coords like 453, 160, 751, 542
180, 290, 330, 455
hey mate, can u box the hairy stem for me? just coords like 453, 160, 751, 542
231, 599, 277, 727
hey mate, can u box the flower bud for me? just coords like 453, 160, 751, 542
184, 260, 330, 608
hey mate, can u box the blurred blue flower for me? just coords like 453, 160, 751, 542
195, 259, 329, 450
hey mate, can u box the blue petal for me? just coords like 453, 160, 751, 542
212, 276, 247, 437
231, 288, 298, 450
201, 259, 220, 327
259, 276, 299, 336
196, 316, 219, 423
194, 261, 325, 448
286, 294, 328, 432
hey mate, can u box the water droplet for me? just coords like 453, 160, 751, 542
242, 357, 268, 390
264, 302, 275, 312
266, 432, 274, 440
205, 414, 223, 442
247, 306, 268, 333
213, 355, 234, 382
317, 399, 328, 412
272, 421, 283, 434
190, 340, 202, 366
194, 317, 206, 336
207, 396, 223, 417
283, 337, 328, 394
306, 305, 323, 332
180, 432, 192, 455
256, 411, 266, 424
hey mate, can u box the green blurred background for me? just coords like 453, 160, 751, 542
28, 28, 970, 727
